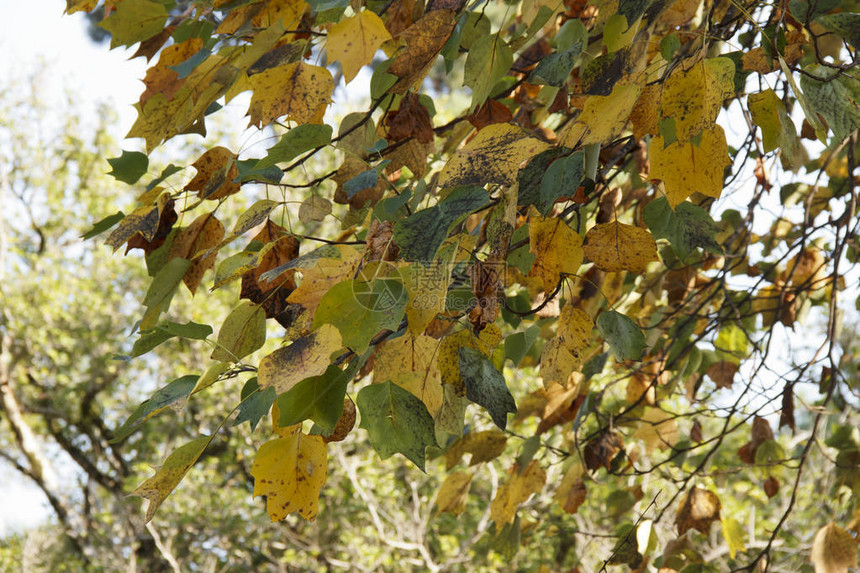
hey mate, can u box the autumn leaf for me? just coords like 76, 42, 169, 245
388, 9, 457, 93
184, 147, 241, 201
328, 10, 391, 83
251, 428, 328, 521
490, 461, 546, 530
257, 324, 344, 393
650, 124, 730, 207
559, 84, 641, 146
660, 57, 735, 143
438, 123, 550, 189
528, 211, 584, 292
244, 63, 333, 127
169, 212, 225, 294
438, 324, 501, 395
583, 221, 657, 274
210, 302, 266, 362
132, 435, 212, 522
463, 35, 513, 112
434, 471, 473, 516
444, 430, 508, 469
675, 487, 721, 535
374, 333, 443, 417
811, 522, 858, 573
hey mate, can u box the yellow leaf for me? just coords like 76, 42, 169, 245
438, 123, 551, 189
558, 304, 594, 352
444, 429, 508, 469
633, 407, 679, 452
328, 10, 391, 83
251, 431, 328, 521
252, 0, 306, 29
660, 57, 735, 143
374, 332, 443, 416
246, 63, 333, 127
434, 471, 473, 516
812, 523, 859, 573
140, 38, 204, 106
438, 324, 501, 396
286, 246, 362, 312
629, 83, 662, 139
540, 338, 580, 388
403, 260, 450, 336
132, 435, 211, 522
490, 460, 546, 530
583, 220, 658, 273
559, 84, 641, 146
65, 0, 98, 13
257, 324, 343, 393
528, 210, 584, 292
650, 124, 729, 207
722, 516, 746, 559
555, 462, 586, 514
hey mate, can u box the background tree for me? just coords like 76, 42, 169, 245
8, 0, 860, 570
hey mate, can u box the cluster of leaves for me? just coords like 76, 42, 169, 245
69, 0, 858, 569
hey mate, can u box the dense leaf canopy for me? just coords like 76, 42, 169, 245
53, 0, 860, 569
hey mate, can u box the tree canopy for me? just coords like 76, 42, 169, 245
52, 0, 860, 570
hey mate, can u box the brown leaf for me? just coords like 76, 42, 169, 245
467, 260, 503, 332
385, 0, 416, 37
739, 415, 775, 464
184, 146, 241, 201
811, 523, 859, 573
386, 91, 434, 144
240, 221, 301, 328
690, 419, 703, 443
468, 99, 515, 131
779, 382, 796, 432
140, 38, 203, 106
763, 476, 779, 498
168, 212, 226, 294
132, 24, 177, 61
706, 361, 738, 390
675, 487, 721, 535
583, 430, 623, 471
324, 398, 356, 443
388, 10, 456, 94
537, 382, 585, 435
365, 219, 399, 262
125, 198, 178, 255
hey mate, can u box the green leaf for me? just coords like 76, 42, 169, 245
356, 380, 438, 471
276, 366, 347, 434
529, 43, 582, 87
111, 375, 198, 442
370, 59, 397, 100
800, 65, 860, 141
132, 320, 212, 357
234, 377, 276, 431
225, 200, 280, 243
504, 325, 541, 366
787, 0, 840, 22
313, 278, 408, 353
517, 147, 573, 209
81, 211, 125, 240
255, 124, 333, 169
714, 323, 749, 364
597, 310, 645, 361
211, 302, 267, 362
538, 152, 584, 215
107, 150, 149, 184
463, 35, 513, 112
343, 168, 378, 198
748, 89, 800, 167
235, 159, 283, 184
98, 0, 169, 49
458, 347, 517, 430
643, 197, 722, 260
816, 13, 860, 48
212, 251, 257, 290
394, 186, 490, 261
146, 164, 183, 191
141, 258, 192, 330
660, 34, 681, 61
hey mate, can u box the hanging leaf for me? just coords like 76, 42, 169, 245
597, 310, 645, 362
458, 347, 517, 430
356, 380, 438, 471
